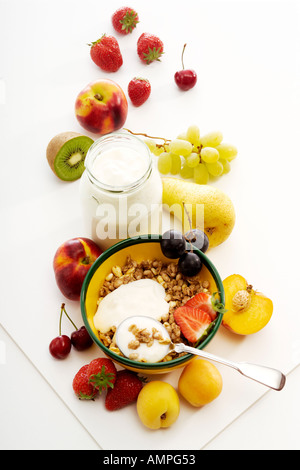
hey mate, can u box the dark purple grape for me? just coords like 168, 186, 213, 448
178, 252, 202, 277
160, 229, 186, 259
185, 229, 209, 253
71, 326, 93, 351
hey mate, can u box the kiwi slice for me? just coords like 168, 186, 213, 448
46, 132, 94, 181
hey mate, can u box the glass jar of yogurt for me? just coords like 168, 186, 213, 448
79, 132, 162, 250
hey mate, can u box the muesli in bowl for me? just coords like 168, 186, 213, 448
81, 236, 225, 374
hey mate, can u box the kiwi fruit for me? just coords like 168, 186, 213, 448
46, 132, 94, 181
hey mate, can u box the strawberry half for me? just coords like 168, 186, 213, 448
173, 306, 212, 343
185, 292, 227, 321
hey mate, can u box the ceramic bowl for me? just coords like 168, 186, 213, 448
81, 235, 224, 374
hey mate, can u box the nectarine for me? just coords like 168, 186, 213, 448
53, 237, 102, 301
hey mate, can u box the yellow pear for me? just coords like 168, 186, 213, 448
162, 177, 235, 248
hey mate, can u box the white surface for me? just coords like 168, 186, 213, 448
1, 0, 300, 450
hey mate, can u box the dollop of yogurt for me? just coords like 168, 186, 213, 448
115, 316, 172, 363
93, 279, 169, 334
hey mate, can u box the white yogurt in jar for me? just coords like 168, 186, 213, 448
91, 146, 149, 187
93, 279, 169, 333
79, 133, 162, 250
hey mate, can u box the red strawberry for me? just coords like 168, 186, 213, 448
137, 33, 164, 64
72, 364, 98, 400
185, 292, 227, 321
87, 357, 117, 393
128, 77, 151, 106
112, 7, 139, 35
173, 306, 212, 343
88, 34, 123, 72
105, 370, 144, 411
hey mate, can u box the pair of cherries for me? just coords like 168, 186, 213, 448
49, 303, 93, 359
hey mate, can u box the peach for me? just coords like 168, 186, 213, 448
222, 274, 273, 335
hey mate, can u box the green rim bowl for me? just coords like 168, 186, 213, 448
80, 234, 225, 374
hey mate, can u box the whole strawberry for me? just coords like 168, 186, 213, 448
112, 6, 139, 35
87, 357, 117, 393
128, 77, 151, 107
137, 33, 164, 64
105, 370, 144, 411
72, 364, 98, 400
88, 34, 123, 72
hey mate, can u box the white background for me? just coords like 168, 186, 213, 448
1, 0, 300, 450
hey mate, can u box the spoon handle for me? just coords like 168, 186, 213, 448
174, 343, 286, 391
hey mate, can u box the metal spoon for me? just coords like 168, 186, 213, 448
116, 316, 286, 391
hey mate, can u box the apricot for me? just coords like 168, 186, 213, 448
136, 381, 180, 429
178, 359, 223, 407
222, 274, 273, 335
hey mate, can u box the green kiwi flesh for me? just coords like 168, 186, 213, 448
47, 132, 94, 181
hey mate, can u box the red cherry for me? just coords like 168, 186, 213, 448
71, 326, 93, 351
49, 335, 71, 359
174, 44, 197, 91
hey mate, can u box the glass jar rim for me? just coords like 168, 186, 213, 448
84, 131, 153, 193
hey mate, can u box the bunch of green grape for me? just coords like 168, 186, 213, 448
144, 125, 238, 184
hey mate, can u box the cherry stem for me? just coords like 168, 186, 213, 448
124, 128, 171, 143
59, 303, 78, 334
183, 202, 194, 252
181, 43, 187, 70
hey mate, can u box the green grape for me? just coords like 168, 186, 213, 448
177, 132, 188, 140
200, 131, 223, 148
219, 158, 231, 174
194, 163, 209, 184
152, 145, 164, 156
180, 162, 194, 179
157, 152, 172, 174
170, 153, 182, 175
169, 139, 193, 157
186, 152, 200, 168
186, 125, 201, 146
200, 147, 220, 163
205, 161, 224, 177
144, 138, 157, 154
215, 143, 238, 161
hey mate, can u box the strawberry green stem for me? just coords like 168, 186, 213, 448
88, 366, 115, 393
